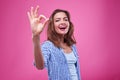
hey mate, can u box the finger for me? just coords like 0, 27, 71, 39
38, 15, 47, 21
43, 18, 49, 28
34, 5, 39, 17
27, 11, 31, 22
30, 7, 34, 18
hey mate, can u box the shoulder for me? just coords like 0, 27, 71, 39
72, 44, 77, 49
41, 40, 59, 54
72, 44, 78, 53
41, 40, 55, 48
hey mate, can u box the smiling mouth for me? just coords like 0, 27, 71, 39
58, 24, 67, 31
59, 27, 66, 30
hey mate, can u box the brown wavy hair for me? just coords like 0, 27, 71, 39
47, 9, 76, 47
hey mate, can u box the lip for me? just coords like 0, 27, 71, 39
58, 24, 67, 29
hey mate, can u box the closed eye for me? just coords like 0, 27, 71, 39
55, 19, 60, 22
64, 17, 69, 21
64, 19, 68, 21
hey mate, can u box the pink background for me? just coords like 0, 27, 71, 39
0, 0, 120, 80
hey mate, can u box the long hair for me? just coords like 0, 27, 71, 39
47, 9, 76, 47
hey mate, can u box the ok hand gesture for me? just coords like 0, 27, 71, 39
27, 5, 49, 37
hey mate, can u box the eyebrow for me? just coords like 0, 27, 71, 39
55, 17, 68, 19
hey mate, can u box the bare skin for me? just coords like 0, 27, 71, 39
53, 12, 72, 53
27, 5, 72, 69
27, 5, 49, 69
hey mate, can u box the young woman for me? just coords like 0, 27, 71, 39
27, 5, 81, 80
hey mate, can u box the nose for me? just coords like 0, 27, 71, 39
60, 20, 66, 24
60, 22, 66, 26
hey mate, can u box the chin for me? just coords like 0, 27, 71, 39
57, 32, 68, 35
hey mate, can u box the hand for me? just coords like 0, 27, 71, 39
27, 5, 49, 37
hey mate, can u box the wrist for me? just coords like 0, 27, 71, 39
32, 34, 39, 38
32, 35, 40, 44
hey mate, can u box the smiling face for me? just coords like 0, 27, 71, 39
47, 9, 76, 47
53, 12, 70, 35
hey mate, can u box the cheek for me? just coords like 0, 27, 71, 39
54, 26, 58, 31
54, 22, 59, 28
54, 24, 59, 32
54, 23, 60, 31
67, 23, 70, 28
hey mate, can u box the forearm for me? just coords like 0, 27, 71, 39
32, 35, 44, 70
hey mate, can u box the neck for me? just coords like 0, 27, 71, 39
56, 33, 65, 43
59, 37, 64, 43
59, 36, 68, 48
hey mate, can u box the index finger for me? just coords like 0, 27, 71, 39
38, 15, 47, 21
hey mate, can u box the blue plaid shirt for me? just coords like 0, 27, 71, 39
34, 41, 81, 80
